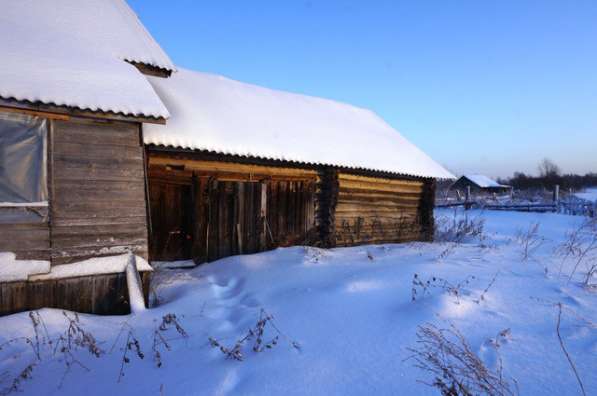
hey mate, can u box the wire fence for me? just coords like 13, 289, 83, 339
436, 186, 597, 217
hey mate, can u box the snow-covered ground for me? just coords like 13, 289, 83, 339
575, 188, 597, 203
1, 209, 596, 395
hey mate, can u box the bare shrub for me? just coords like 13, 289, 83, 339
406, 323, 517, 396
515, 222, 543, 261
151, 313, 188, 368
54, 312, 102, 387
411, 274, 475, 304
435, 211, 485, 260
435, 211, 486, 244
209, 309, 300, 361
159, 313, 188, 338
557, 218, 597, 286
57, 312, 102, 358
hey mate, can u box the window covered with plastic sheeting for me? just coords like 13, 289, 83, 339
0, 112, 48, 222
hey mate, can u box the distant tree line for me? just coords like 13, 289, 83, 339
497, 158, 597, 191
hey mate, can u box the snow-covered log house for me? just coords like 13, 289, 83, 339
0, 0, 452, 316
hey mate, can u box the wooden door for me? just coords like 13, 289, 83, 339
197, 180, 265, 263
149, 181, 193, 261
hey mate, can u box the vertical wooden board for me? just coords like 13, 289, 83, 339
278, 181, 287, 240
0, 282, 27, 315
259, 182, 267, 250
221, 182, 233, 259
217, 182, 226, 259
208, 180, 219, 261
286, 181, 293, 236
27, 280, 55, 310
181, 184, 193, 259
68, 278, 92, 312
252, 182, 261, 252
245, 182, 255, 253
231, 183, 239, 256
296, 181, 304, 238
255, 183, 267, 252
266, 181, 275, 245
191, 177, 206, 262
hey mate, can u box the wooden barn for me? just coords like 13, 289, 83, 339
0, 0, 173, 315
0, 1, 453, 316
450, 175, 511, 195
143, 69, 452, 263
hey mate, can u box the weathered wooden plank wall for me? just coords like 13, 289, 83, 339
147, 155, 319, 263
1, 112, 154, 316
0, 222, 50, 260
0, 272, 152, 316
50, 119, 149, 264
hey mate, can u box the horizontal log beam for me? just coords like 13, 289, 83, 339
148, 156, 319, 179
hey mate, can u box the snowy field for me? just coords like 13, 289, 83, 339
1, 209, 596, 395
575, 188, 597, 203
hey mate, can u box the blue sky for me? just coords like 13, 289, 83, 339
129, 1, 597, 178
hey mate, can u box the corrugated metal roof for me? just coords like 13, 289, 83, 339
0, 0, 172, 119
144, 68, 454, 179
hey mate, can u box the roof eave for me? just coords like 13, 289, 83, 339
0, 97, 167, 124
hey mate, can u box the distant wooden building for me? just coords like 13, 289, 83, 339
0, 1, 453, 316
450, 175, 511, 195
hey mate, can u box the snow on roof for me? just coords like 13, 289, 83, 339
464, 174, 508, 188
0, 0, 171, 119
144, 69, 454, 179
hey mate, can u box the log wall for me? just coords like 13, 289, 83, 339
334, 173, 430, 246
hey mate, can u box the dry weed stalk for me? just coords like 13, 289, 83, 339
209, 309, 299, 361
556, 303, 587, 396
411, 274, 475, 304
0, 363, 35, 396
406, 323, 517, 396
557, 218, 597, 286
159, 313, 188, 338
117, 330, 144, 382
473, 272, 500, 304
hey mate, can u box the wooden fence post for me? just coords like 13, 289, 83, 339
553, 184, 560, 213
